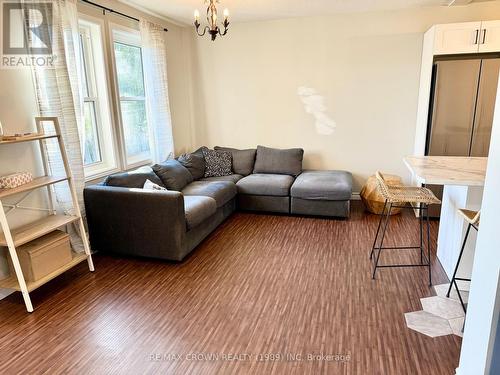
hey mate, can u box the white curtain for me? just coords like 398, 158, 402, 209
139, 19, 175, 163
28, 0, 85, 251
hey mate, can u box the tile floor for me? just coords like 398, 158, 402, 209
404, 283, 467, 338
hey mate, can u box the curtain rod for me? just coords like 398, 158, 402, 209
80, 0, 168, 32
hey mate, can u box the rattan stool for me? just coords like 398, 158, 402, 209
446, 209, 480, 312
370, 171, 441, 286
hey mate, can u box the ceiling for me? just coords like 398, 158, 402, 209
119, 0, 492, 25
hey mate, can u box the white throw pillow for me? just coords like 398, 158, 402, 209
143, 179, 168, 191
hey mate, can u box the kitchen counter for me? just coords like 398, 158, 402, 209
404, 156, 487, 186
405, 156, 487, 281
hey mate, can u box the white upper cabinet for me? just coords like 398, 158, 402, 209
433, 22, 481, 55
478, 20, 500, 53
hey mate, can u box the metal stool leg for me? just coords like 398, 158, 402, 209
454, 278, 467, 313
446, 223, 472, 312
426, 204, 432, 286
419, 202, 424, 265
372, 202, 392, 279
446, 223, 471, 297
370, 200, 388, 260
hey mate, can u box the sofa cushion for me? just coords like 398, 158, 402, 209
178, 151, 206, 180
184, 196, 217, 230
291, 170, 353, 201
214, 146, 256, 176
152, 159, 193, 191
182, 181, 237, 208
104, 166, 164, 188
200, 174, 243, 183
253, 145, 304, 176
202, 148, 233, 178
236, 174, 295, 197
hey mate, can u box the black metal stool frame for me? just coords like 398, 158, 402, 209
370, 201, 432, 286
445, 222, 478, 313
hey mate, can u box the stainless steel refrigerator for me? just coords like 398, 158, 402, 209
425, 57, 500, 217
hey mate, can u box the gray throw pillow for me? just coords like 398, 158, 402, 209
178, 152, 206, 180
202, 148, 232, 178
104, 166, 165, 188
253, 145, 304, 176
214, 146, 256, 176
152, 159, 193, 191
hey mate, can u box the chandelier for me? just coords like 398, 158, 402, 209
194, 0, 230, 41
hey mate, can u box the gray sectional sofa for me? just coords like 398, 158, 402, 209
84, 145, 352, 261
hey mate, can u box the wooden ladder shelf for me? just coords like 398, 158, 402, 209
0, 117, 95, 312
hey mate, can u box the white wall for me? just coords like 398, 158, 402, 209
191, 2, 500, 191
458, 68, 500, 375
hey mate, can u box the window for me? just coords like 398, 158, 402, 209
78, 18, 117, 179
113, 29, 151, 165
75, 16, 154, 178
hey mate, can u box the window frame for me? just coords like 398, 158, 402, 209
79, 24, 102, 166
110, 26, 152, 168
78, 16, 120, 181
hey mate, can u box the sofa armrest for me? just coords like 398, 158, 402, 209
84, 185, 187, 261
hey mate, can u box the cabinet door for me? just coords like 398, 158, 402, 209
433, 22, 481, 55
478, 20, 500, 53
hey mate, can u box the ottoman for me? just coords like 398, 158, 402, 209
290, 170, 353, 218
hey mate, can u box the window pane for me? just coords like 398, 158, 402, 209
83, 101, 102, 165
114, 42, 145, 97
79, 34, 90, 98
120, 100, 150, 157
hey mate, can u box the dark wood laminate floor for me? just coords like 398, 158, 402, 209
0, 202, 460, 374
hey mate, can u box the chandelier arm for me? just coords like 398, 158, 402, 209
195, 25, 210, 37
218, 21, 229, 37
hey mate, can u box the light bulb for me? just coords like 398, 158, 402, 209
194, 9, 200, 21
223, 8, 229, 19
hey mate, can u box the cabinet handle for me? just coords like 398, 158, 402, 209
474, 29, 479, 45
481, 29, 487, 44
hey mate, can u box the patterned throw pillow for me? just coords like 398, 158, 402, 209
202, 148, 232, 178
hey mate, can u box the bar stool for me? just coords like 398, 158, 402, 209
370, 171, 441, 286
446, 209, 480, 313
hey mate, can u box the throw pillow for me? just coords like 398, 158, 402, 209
152, 159, 193, 191
253, 145, 304, 176
178, 152, 206, 180
202, 148, 232, 178
104, 166, 165, 188
214, 146, 256, 176
143, 179, 168, 191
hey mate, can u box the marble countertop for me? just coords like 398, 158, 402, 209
404, 156, 487, 186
